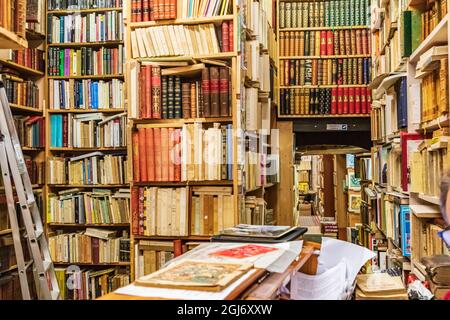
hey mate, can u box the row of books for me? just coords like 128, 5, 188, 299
242, 196, 273, 226
279, 29, 370, 57
0, 0, 26, 37
191, 186, 234, 235
48, 11, 124, 43
55, 268, 129, 300
280, 87, 372, 115
25, 156, 45, 185
49, 113, 127, 148
49, 79, 125, 110
47, 46, 124, 76
13, 115, 45, 148
0, 273, 34, 300
131, 64, 230, 119
179, 0, 231, 19
47, 152, 128, 185
3, 74, 39, 109
279, 0, 370, 29
245, 152, 265, 191
135, 240, 175, 277
130, 22, 233, 58
280, 58, 371, 86
10, 48, 45, 72
131, 0, 176, 22
47, 0, 123, 10
420, 58, 448, 123
49, 231, 130, 263
47, 189, 130, 224
131, 187, 188, 236
132, 124, 233, 182
421, 0, 447, 41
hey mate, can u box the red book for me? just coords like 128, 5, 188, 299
173, 239, 183, 257
91, 238, 99, 263
355, 87, 361, 113
168, 127, 175, 181
320, 31, 327, 56
343, 87, 349, 114
138, 128, 148, 181
149, 0, 154, 20
367, 88, 372, 113
138, 187, 144, 235
139, 67, 146, 119
131, 187, 139, 235
210, 67, 220, 117
161, 127, 169, 181
132, 131, 140, 181
348, 87, 355, 114
222, 21, 229, 52
331, 87, 337, 114
219, 67, 229, 116
151, 66, 162, 119
202, 68, 211, 117
169, 0, 176, 19
144, 66, 152, 118
337, 87, 343, 114
153, 0, 159, 20
326, 31, 333, 56
143, 0, 150, 22
174, 128, 181, 181
361, 87, 367, 114
146, 128, 155, 181
153, 128, 162, 181
229, 20, 234, 52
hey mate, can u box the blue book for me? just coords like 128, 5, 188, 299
226, 124, 232, 180
57, 114, 63, 147
400, 205, 411, 257
50, 115, 56, 147
93, 82, 98, 109
61, 80, 66, 109
396, 77, 408, 128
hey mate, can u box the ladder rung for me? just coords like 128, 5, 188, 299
24, 260, 33, 271
43, 260, 52, 272
35, 229, 43, 239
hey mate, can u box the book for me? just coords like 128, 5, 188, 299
2, 73, 39, 109
0, 0, 26, 38
134, 240, 175, 277
9, 48, 45, 72
13, 115, 45, 148
131, 0, 177, 22
178, 0, 231, 19
47, 0, 123, 10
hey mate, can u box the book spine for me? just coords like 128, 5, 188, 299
151, 66, 162, 119
174, 76, 181, 119
202, 68, 211, 117
182, 82, 191, 119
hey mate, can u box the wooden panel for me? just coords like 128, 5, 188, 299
335, 155, 348, 229
276, 121, 294, 226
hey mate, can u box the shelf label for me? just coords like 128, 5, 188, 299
326, 124, 348, 131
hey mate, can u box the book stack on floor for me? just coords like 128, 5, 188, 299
277, 0, 372, 117
44, 0, 130, 299
355, 273, 408, 300
0, 0, 47, 299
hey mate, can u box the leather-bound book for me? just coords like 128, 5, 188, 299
167, 76, 174, 118
355, 29, 362, 55
348, 87, 355, 114
355, 87, 361, 113
174, 76, 182, 118
154, 128, 162, 181
294, 88, 300, 114
138, 127, 148, 181
320, 31, 327, 55
145, 65, 152, 118
138, 187, 144, 235
299, 31, 305, 56
289, 31, 295, 56
361, 87, 367, 114
190, 82, 197, 118
229, 20, 233, 52
143, 0, 150, 21
339, 30, 345, 55
350, 30, 357, 55
169, 0, 176, 19
131, 187, 139, 235
290, 59, 295, 85
219, 67, 229, 116
149, 0, 154, 20
146, 127, 155, 181
161, 76, 168, 118
139, 66, 146, 119
315, 31, 321, 56
343, 87, 349, 114
344, 30, 351, 55
202, 68, 211, 117
312, 59, 318, 85
210, 67, 220, 117
337, 87, 344, 114
132, 131, 140, 182
182, 82, 191, 118
280, 32, 285, 56
367, 88, 372, 113
333, 30, 339, 55
327, 31, 334, 56
331, 87, 337, 114
168, 127, 175, 181
304, 31, 310, 56
294, 32, 300, 56
174, 128, 181, 181
151, 66, 162, 118
222, 21, 229, 52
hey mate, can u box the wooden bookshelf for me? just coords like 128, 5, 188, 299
0, 59, 45, 77
44, 3, 130, 299
9, 104, 43, 114
127, 14, 234, 28
279, 54, 371, 59
0, 26, 28, 49
279, 114, 370, 118
280, 25, 369, 31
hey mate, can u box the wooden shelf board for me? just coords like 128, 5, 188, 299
53, 262, 130, 266
417, 193, 440, 205
280, 84, 369, 89
10, 104, 43, 114
410, 203, 441, 218
246, 186, 262, 193
280, 25, 369, 31
0, 59, 44, 77
133, 180, 234, 187
136, 52, 237, 62
48, 184, 129, 188
48, 223, 129, 227
278, 114, 370, 118
128, 15, 234, 28
47, 7, 123, 14
0, 27, 28, 48
21, 147, 44, 152
49, 147, 127, 152
26, 29, 46, 41
48, 74, 124, 80
133, 235, 211, 241
47, 40, 124, 47
418, 114, 450, 131
410, 14, 448, 63
132, 117, 232, 125
0, 264, 18, 275
279, 54, 370, 59
48, 109, 126, 114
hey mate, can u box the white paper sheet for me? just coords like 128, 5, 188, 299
115, 269, 258, 300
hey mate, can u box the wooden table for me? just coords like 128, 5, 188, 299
98, 242, 320, 300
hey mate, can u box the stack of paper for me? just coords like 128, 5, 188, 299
355, 273, 408, 300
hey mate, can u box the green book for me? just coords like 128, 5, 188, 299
324, 1, 329, 27
411, 9, 422, 53
401, 10, 412, 57
59, 49, 64, 76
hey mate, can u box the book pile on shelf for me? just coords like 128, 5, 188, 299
49, 228, 130, 264
48, 11, 124, 43
49, 78, 125, 110
13, 115, 45, 148
130, 22, 233, 58
55, 268, 129, 300
2, 73, 39, 109
47, 188, 130, 224
279, 0, 370, 29
128, 63, 231, 119
8, 48, 45, 72
47, 152, 128, 185
47, 45, 124, 76
131, 187, 189, 236
49, 112, 127, 148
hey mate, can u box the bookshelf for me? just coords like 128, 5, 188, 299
276, 0, 373, 118
44, 0, 131, 299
